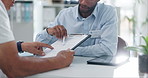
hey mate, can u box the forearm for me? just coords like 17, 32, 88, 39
11, 57, 62, 77
75, 40, 117, 57
0, 41, 63, 78
74, 44, 113, 57
1, 57, 60, 78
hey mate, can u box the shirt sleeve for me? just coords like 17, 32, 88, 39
35, 29, 57, 44
35, 9, 65, 44
0, 1, 14, 44
74, 7, 118, 57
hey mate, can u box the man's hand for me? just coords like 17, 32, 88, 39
55, 49, 75, 68
47, 25, 67, 39
21, 42, 54, 56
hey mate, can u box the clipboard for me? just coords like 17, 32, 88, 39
71, 34, 91, 50
40, 34, 91, 58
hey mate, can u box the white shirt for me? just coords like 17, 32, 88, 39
0, 1, 14, 77
0, 0, 14, 44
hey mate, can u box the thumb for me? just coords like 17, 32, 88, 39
33, 49, 45, 56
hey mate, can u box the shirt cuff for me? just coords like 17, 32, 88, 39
40, 29, 53, 38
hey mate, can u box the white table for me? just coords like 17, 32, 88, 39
26, 56, 139, 78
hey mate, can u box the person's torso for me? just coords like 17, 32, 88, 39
56, 3, 115, 46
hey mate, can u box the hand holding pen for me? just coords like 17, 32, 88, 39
46, 25, 67, 39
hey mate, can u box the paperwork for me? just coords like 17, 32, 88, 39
40, 34, 90, 58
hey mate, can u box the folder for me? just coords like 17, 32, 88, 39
40, 34, 91, 58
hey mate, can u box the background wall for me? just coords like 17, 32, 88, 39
9, 1, 33, 42
10, 0, 148, 45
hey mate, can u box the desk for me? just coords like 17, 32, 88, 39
26, 56, 139, 78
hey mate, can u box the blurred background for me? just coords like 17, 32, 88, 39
8, 0, 148, 56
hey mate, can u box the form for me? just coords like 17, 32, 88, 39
39, 34, 90, 58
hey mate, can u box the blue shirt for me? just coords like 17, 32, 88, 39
36, 3, 118, 57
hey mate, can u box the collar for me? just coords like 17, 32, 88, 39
75, 4, 99, 20
92, 4, 98, 18
75, 5, 80, 20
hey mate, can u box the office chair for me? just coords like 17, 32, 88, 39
116, 36, 130, 58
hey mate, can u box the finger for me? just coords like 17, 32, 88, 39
37, 51, 45, 56
70, 51, 75, 55
62, 26, 67, 37
57, 26, 63, 39
64, 51, 74, 58
62, 28, 67, 38
64, 49, 75, 55
40, 51, 46, 56
54, 26, 61, 39
38, 47, 43, 51
37, 42, 54, 49
64, 29, 67, 37
32, 48, 45, 56
66, 49, 75, 55
67, 51, 75, 55
51, 27, 57, 36
58, 26, 63, 39
58, 26, 67, 38
66, 49, 74, 52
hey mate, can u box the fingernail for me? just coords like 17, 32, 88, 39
42, 53, 45, 56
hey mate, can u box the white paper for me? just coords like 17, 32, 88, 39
39, 35, 89, 58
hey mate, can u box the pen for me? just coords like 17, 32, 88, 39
62, 36, 66, 45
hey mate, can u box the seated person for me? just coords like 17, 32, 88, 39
36, 0, 118, 57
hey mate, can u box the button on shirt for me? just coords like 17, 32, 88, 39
36, 3, 118, 57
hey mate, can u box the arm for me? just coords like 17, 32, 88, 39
35, 10, 66, 44
35, 25, 67, 45
75, 7, 118, 57
0, 41, 74, 78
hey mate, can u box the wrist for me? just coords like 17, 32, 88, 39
46, 28, 53, 36
53, 56, 65, 68
17, 41, 24, 53
21, 43, 26, 52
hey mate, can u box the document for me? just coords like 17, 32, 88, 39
40, 34, 90, 58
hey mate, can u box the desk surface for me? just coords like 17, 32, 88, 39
26, 56, 139, 78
